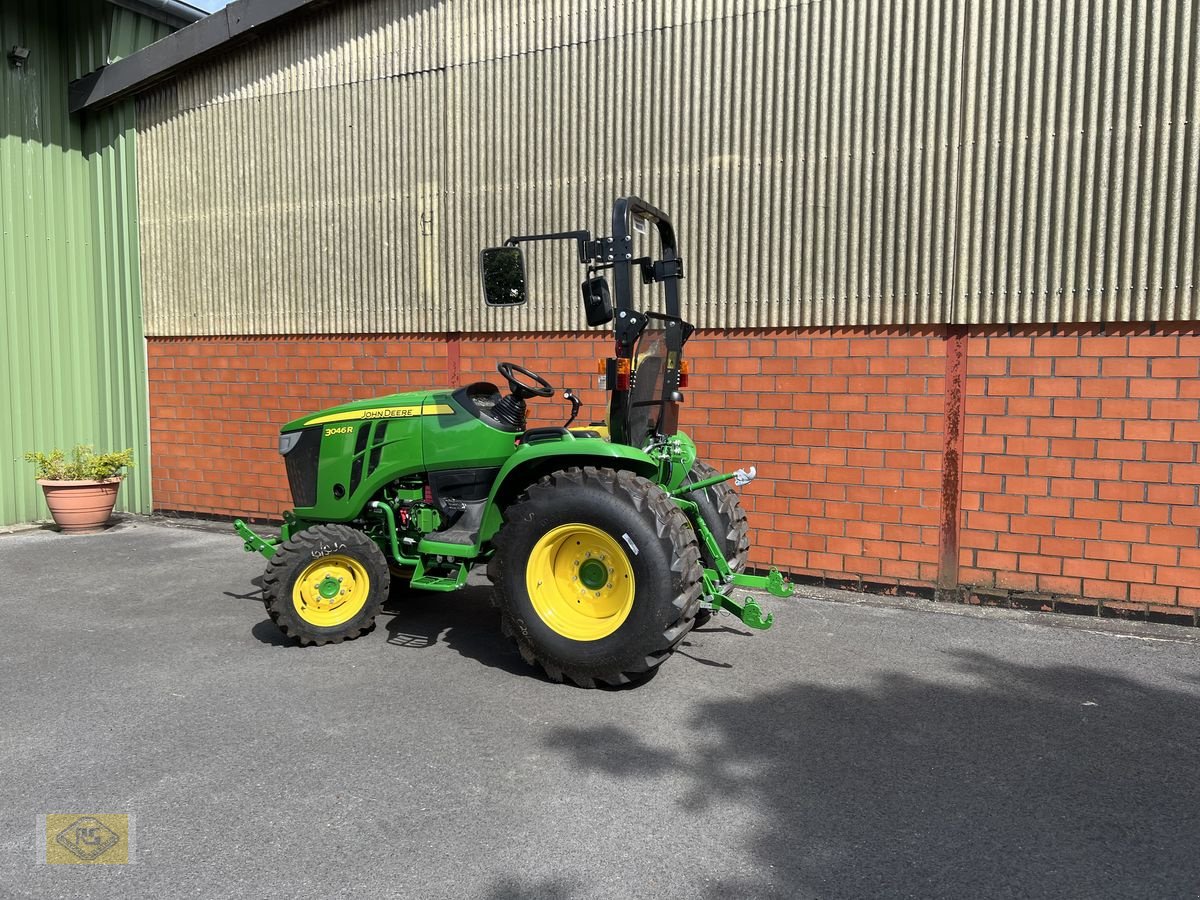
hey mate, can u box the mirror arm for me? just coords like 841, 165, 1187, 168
504, 230, 610, 266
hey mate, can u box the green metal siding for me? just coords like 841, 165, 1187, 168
0, 0, 167, 525
106, 6, 173, 64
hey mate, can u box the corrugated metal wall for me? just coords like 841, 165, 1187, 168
955, 1, 1200, 323
0, 0, 166, 525
136, 0, 1200, 334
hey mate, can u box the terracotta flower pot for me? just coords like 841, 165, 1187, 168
37, 478, 123, 534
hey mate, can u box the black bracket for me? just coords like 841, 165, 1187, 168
614, 310, 648, 347
631, 256, 655, 284
653, 258, 685, 281
626, 256, 682, 284
582, 239, 611, 264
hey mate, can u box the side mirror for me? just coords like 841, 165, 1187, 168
480, 246, 528, 306
581, 275, 613, 326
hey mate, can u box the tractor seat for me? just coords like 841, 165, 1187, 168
452, 381, 521, 432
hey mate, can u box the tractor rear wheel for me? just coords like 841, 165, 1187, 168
262, 524, 389, 645
685, 460, 751, 626
489, 467, 703, 687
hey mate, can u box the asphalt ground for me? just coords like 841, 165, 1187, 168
1, 518, 1198, 899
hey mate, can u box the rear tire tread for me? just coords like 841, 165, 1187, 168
490, 466, 703, 687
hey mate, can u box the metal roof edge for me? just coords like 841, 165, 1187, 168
107, 0, 209, 30
70, 0, 327, 114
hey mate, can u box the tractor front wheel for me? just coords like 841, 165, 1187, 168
262, 524, 390, 645
489, 467, 704, 687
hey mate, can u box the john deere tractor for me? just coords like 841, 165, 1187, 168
234, 197, 792, 687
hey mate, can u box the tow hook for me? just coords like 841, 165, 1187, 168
706, 568, 794, 630
711, 593, 775, 630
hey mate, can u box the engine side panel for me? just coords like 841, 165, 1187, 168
281, 389, 522, 522
295, 411, 429, 521
420, 390, 520, 473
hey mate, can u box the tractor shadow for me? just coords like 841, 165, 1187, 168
532, 651, 1200, 900
245, 572, 742, 684
668, 616, 755, 669
242, 576, 525, 665
247, 587, 526, 671
381, 584, 532, 679
485, 875, 581, 900
380, 585, 663, 689
225, 588, 263, 602
250, 619, 294, 647
225, 574, 267, 603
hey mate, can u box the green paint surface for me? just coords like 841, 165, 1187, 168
284, 390, 520, 522
0, 1, 169, 524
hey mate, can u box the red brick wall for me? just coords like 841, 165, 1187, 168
146, 323, 1200, 618
682, 329, 944, 584
960, 326, 1200, 614
148, 336, 449, 518
456, 329, 946, 582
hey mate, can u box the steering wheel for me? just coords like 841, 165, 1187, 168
497, 362, 555, 400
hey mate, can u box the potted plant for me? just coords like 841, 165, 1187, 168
24, 446, 135, 534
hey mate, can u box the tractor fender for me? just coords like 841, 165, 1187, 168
477, 435, 660, 544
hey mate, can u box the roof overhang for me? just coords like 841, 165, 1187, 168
70, 0, 329, 113
108, 0, 209, 30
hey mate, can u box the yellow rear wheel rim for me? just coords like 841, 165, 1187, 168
526, 524, 635, 641
292, 554, 371, 627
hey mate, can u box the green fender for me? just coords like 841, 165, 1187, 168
475, 435, 660, 545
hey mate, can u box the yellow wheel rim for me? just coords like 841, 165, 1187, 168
292, 554, 371, 628
526, 524, 635, 641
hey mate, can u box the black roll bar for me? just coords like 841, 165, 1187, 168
610, 197, 682, 320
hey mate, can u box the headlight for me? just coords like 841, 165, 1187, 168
278, 431, 302, 456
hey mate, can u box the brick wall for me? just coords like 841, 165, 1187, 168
684, 329, 945, 585
456, 329, 946, 583
148, 336, 448, 518
961, 326, 1200, 614
146, 323, 1200, 618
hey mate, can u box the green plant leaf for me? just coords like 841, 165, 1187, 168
24, 446, 134, 481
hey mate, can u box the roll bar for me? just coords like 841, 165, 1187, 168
497, 197, 689, 446
610, 197, 682, 320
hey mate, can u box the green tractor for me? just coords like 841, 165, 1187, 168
235, 197, 792, 687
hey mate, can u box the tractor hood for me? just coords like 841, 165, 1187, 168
281, 390, 453, 432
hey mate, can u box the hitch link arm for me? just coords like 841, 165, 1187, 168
670, 470, 735, 498
234, 519, 278, 559
673, 491, 792, 631
670, 466, 757, 499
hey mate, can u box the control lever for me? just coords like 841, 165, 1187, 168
563, 388, 582, 429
